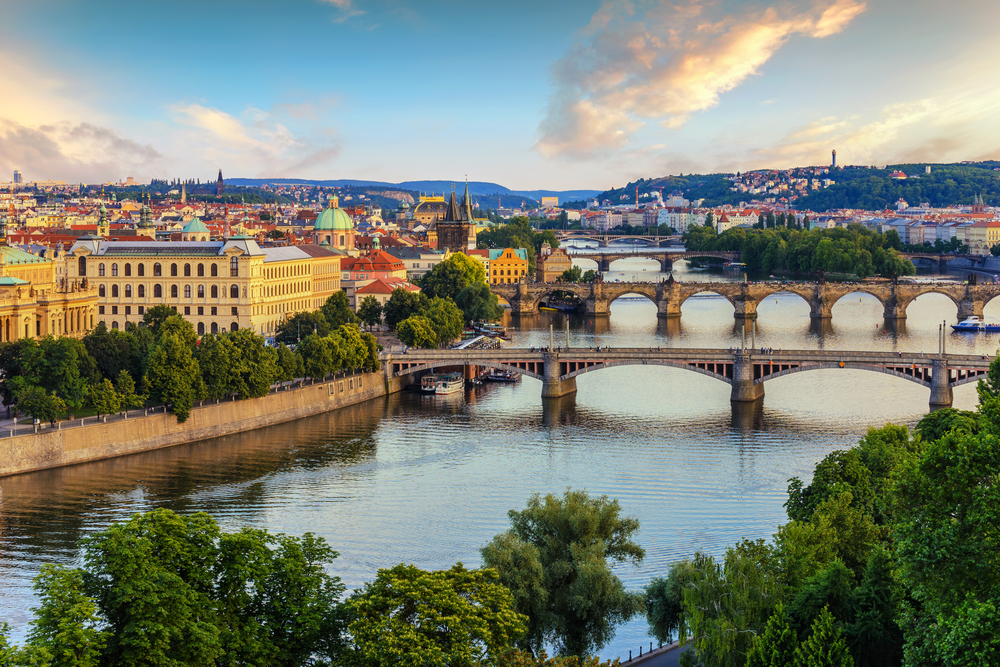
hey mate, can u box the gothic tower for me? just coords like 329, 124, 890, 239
216, 169, 224, 197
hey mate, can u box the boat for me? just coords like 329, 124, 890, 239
951, 316, 1000, 332
539, 306, 558, 312
483, 370, 520, 383
420, 374, 440, 393
474, 322, 509, 339
434, 372, 465, 394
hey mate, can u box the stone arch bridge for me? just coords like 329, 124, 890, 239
492, 280, 1000, 320
383, 347, 991, 410
567, 250, 738, 272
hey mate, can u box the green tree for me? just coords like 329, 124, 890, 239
422, 297, 465, 345
298, 333, 336, 380
227, 328, 279, 399
332, 324, 367, 371
396, 316, 439, 349
793, 606, 854, 667
421, 255, 478, 300
15, 385, 67, 424
146, 333, 203, 422
141, 304, 177, 335
383, 288, 427, 330
275, 343, 305, 381
115, 369, 146, 410
455, 282, 504, 324
346, 563, 527, 667
844, 547, 903, 667
22, 565, 109, 667
321, 291, 358, 328
746, 604, 798, 667
787, 560, 855, 636
196, 332, 238, 399
357, 295, 384, 328
18, 336, 88, 410
560, 266, 583, 283
481, 489, 645, 657
276, 310, 331, 345
705, 211, 714, 228
88, 379, 121, 419
644, 560, 695, 644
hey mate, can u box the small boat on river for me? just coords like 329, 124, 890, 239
952, 316, 1000, 332
483, 370, 520, 383
434, 372, 465, 394
420, 374, 440, 393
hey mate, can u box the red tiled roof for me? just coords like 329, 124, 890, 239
356, 277, 420, 295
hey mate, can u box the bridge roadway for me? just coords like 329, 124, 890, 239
492, 279, 1000, 320
555, 232, 682, 247
383, 347, 991, 410
566, 250, 738, 272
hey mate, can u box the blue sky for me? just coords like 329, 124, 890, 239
1, 0, 999, 190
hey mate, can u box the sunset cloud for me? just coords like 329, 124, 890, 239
536, 0, 868, 159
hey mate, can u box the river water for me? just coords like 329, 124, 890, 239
2, 255, 999, 660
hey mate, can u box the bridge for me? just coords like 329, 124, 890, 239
555, 232, 682, 247
491, 279, 1000, 320
898, 252, 977, 273
566, 250, 738, 272
382, 347, 990, 409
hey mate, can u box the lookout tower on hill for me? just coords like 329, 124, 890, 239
832, 149, 837, 169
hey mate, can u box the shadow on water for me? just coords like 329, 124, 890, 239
730, 400, 764, 434
542, 395, 579, 428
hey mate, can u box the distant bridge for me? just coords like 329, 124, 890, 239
555, 232, 683, 247
566, 250, 739, 272
383, 347, 990, 409
898, 253, 978, 273
491, 279, 1000, 320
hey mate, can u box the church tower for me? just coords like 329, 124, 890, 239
216, 169, 224, 197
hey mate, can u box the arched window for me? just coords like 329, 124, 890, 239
197, 285, 205, 298
170, 263, 178, 277
231, 322, 239, 332
171, 285, 178, 298
138, 285, 145, 298
211, 264, 218, 277
111, 285, 119, 297
197, 263, 204, 277
230, 257, 239, 277
184, 285, 191, 298
211, 322, 218, 334
197, 322, 205, 335
124, 285, 132, 298
98, 263, 106, 277
138, 263, 145, 277
211, 285, 218, 298
184, 264, 191, 277
153, 263, 161, 276
230, 284, 239, 299
153, 284, 162, 298
111, 321, 119, 330
111, 263, 118, 277
124, 263, 131, 276
78, 256, 87, 277
99, 285, 106, 297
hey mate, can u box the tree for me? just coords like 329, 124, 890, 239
88, 379, 121, 419
275, 344, 305, 381
644, 560, 695, 644
298, 334, 336, 380
421, 257, 474, 300
383, 288, 426, 330
704, 211, 714, 228
560, 266, 584, 283
746, 604, 798, 667
793, 606, 854, 667
227, 328, 279, 399
197, 333, 238, 399
142, 304, 177, 335
276, 310, 332, 345
422, 297, 465, 345
357, 295, 384, 328
21, 564, 109, 667
115, 369, 146, 410
455, 282, 504, 324
396, 316, 439, 349
15, 385, 67, 424
146, 333, 203, 422
481, 489, 645, 657
345, 563, 526, 667
844, 547, 903, 667
18, 336, 89, 410
321, 291, 358, 328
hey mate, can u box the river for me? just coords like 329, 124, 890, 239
1, 256, 998, 660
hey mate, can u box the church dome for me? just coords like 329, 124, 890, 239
314, 197, 353, 231
181, 217, 209, 234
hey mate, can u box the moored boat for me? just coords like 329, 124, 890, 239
434, 372, 465, 394
483, 370, 520, 383
420, 374, 440, 393
952, 316, 1000, 332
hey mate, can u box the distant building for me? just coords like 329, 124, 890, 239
831, 150, 836, 169
488, 248, 528, 285
12, 170, 22, 185
216, 169, 224, 197
436, 183, 477, 253
536, 244, 572, 283
541, 196, 559, 207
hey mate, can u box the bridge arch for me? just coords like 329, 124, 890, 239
560, 359, 732, 385
524, 286, 590, 311
829, 289, 889, 310
897, 290, 963, 318
607, 290, 659, 308
754, 363, 931, 387
678, 289, 737, 310
752, 287, 815, 311
391, 361, 544, 382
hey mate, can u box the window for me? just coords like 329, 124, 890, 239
184, 285, 191, 298
153, 263, 161, 276
138, 263, 145, 277
211, 285, 218, 298
138, 285, 145, 298
98, 305, 105, 314
231, 322, 239, 332
197, 285, 205, 298
111, 321, 119, 330
98, 263, 106, 276
125, 306, 131, 315
197, 263, 204, 277
124, 285, 132, 298
339, 234, 345, 246
211, 264, 218, 277
170, 263, 178, 277
171, 285, 178, 298
184, 306, 190, 315
230, 284, 239, 299
197, 322, 205, 335
78, 256, 87, 277
99, 285, 106, 297
231, 306, 238, 316
211, 322, 218, 334
184, 264, 191, 277
154, 284, 162, 298
111, 285, 119, 298
138, 306, 145, 315
124, 263, 131, 276
111, 263, 118, 277
197, 306, 204, 315
111, 305, 118, 315
211, 307, 217, 316
230, 257, 239, 277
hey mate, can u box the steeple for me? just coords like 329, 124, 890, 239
444, 187, 461, 222
461, 177, 474, 222
216, 169, 224, 197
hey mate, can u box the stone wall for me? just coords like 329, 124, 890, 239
0, 371, 409, 478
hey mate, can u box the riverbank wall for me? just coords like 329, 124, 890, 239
0, 369, 414, 478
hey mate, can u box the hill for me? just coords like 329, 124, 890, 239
570, 162, 1000, 212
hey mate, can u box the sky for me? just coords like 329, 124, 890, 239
1, 0, 999, 191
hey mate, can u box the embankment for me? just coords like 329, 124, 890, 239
0, 370, 413, 478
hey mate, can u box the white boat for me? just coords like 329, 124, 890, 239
434, 372, 465, 394
952, 316, 1000, 332
420, 374, 439, 393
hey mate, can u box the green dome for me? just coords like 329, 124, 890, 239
182, 217, 209, 234
314, 205, 353, 232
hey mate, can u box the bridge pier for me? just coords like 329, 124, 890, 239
810, 298, 833, 319
659, 257, 672, 273
542, 353, 577, 398
733, 298, 758, 321
599, 256, 612, 272
586, 298, 610, 316
731, 353, 764, 403
957, 298, 984, 321
883, 297, 908, 321
657, 298, 681, 318
929, 359, 953, 410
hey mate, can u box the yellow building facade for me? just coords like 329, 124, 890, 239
488, 248, 528, 285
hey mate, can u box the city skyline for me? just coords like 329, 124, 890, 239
1, 0, 999, 189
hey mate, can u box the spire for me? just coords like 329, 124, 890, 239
445, 187, 461, 222
461, 177, 473, 222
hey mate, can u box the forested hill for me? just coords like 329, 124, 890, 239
569, 162, 1000, 212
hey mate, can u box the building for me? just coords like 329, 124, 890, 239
540, 196, 559, 207
67, 237, 341, 337
536, 245, 572, 283
384, 246, 446, 279
488, 248, 528, 284
12, 170, 22, 185
312, 196, 355, 252
354, 277, 421, 310
216, 169, 224, 197
436, 184, 477, 253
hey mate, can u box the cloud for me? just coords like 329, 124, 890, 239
536, 0, 867, 159
319, 0, 366, 23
